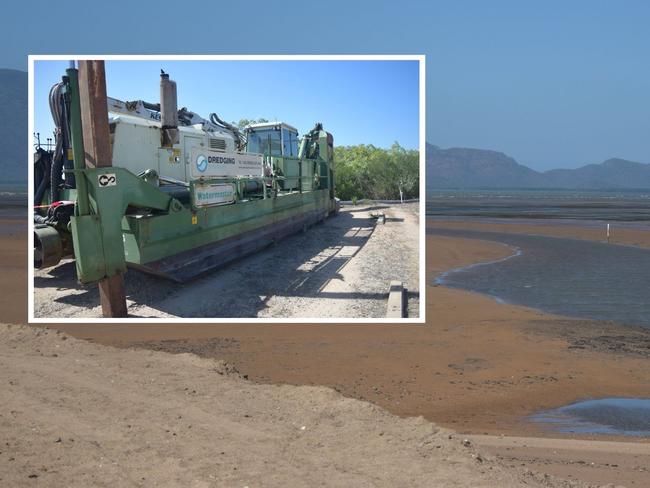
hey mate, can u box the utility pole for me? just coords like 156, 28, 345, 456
77, 60, 128, 318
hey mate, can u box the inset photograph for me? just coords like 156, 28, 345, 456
30, 57, 424, 321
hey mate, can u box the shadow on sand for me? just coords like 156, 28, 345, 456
35, 209, 396, 318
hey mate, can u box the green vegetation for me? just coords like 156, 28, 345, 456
232, 116, 419, 201
233, 118, 269, 129
334, 143, 419, 201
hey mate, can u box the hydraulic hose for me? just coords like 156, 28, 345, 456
34, 148, 51, 206
49, 81, 76, 199
209, 113, 243, 150
33, 149, 51, 224
48, 82, 65, 200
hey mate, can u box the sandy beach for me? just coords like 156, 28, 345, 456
3, 217, 650, 485
3, 322, 600, 488
32, 203, 420, 319
0, 220, 27, 324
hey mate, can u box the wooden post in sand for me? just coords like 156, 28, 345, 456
78, 60, 128, 318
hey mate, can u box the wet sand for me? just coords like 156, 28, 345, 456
5, 219, 650, 485
0, 221, 27, 324
51, 231, 650, 439
427, 218, 650, 249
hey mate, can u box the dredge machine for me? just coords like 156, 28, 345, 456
34, 66, 338, 284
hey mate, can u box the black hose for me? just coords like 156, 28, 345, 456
33, 148, 52, 224
49, 81, 74, 198
34, 151, 45, 203
50, 138, 64, 201
210, 113, 243, 150
34, 149, 51, 206
61, 96, 75, 188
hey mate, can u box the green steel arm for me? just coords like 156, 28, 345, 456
65, 65, 175, 284
66, 67, 91, 216
70, 167, 174, 284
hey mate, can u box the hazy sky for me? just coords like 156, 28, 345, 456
34, 60, 420, 150
5, 0, 650, 170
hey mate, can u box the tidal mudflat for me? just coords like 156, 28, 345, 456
428, 227, 650, 328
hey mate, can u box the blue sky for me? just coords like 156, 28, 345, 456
5, 0, 650, 169
34, 60, 420, 150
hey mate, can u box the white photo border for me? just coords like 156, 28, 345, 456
28, 54, 426, 324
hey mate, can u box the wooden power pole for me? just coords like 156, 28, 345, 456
78, 60, 128, 318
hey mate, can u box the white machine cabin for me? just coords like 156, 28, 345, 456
106, 97, 263, 183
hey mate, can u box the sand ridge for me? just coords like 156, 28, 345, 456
1, 323, 587, 488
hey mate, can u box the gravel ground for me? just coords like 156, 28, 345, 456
33, 203, 420, 319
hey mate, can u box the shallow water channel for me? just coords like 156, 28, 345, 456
530, 398, 650, 437
427, 228, 650, 328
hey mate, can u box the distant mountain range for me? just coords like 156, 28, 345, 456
0, 69, 27, 183
426, 143, 650, 190
2, 69, 649, 190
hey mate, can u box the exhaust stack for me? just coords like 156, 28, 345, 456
160, 71, 179, 147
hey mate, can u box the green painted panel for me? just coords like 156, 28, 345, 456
125, 189, 330, 265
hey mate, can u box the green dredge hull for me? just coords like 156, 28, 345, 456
123, 189, 334, 282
